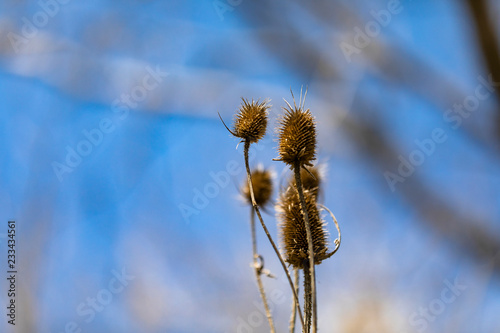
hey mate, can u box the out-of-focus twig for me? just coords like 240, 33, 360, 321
466, 0, 500, 139
342, 112, 500, 278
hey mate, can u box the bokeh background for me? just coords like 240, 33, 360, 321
1, 0, 500, 332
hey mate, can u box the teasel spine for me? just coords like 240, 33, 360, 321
276, 89, 318, 333
235, 98, 304, 329
233, 98, 269, 143
221, 97, 305, 330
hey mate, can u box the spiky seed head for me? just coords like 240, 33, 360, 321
242, 168, 273, 207
276, 103, 316, 168
292, 165, 322, 200
232, 99, 269, 143
277, 186, 329, 269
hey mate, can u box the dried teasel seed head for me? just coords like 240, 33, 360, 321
242, 168, 273, 207
276, 98, 316, 168
277, 186, 329, 269
292, 165, 322, 200
232, 98, 270, 144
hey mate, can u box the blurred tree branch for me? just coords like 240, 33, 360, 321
465, 0, 500, 139
466, 0, 500, 95
342, 112, 500, 277
237, 0, 500, 279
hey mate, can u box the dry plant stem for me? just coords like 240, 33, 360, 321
303, 263, 312, 333
319, 204, 341, 256
244, 140, 305, 330
250, 209, 275, 333
289, 268, 300, 333
293, 161, 317, 333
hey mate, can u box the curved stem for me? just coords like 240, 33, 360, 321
244, 140, 305, 330
319, 204, 341, 258
294, 161, 317, 333
250, 209, 275, 333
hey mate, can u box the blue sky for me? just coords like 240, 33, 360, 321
1, 0, 499, 332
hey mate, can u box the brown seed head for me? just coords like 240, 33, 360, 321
277, 186, 329, 269
232, 98, 269, 143
292, 165, 322, 200
276, 102, 316, 168
242, 168, 273, 207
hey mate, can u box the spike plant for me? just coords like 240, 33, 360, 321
219, 98, 305, 331
275, 92, 320, 332
220, 92, 340, 333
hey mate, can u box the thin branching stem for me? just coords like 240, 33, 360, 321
294, 161, 317, 333
250, 208, 275, 333
244, 140, 305, 330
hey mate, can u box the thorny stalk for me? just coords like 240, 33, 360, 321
244, 140, 305, 331
294, 161, 317, 333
